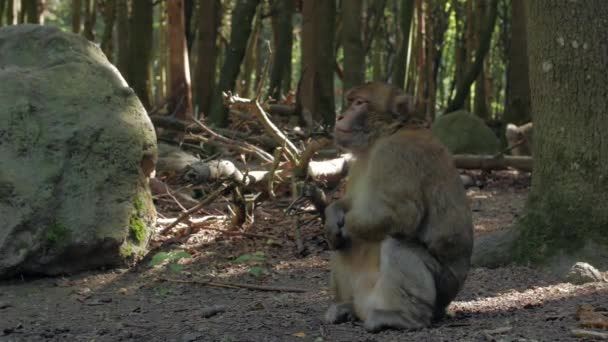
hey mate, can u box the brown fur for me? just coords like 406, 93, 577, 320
324, 82, 474, 332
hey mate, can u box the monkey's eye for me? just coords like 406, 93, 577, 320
353, 98, 368, 106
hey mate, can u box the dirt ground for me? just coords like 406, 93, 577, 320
2, 171, 607, 342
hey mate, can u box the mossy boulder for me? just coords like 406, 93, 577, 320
0, 25, 157, 278
431, 110, 500, 155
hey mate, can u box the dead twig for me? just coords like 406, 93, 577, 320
571, 328, 608, 340
191, 225, 282, 241
223, 92, 300, 163
160, 183, 235, 235
190, 118, 274, 163
158, 277, 308, 293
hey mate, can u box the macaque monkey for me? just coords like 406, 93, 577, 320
505, 122, 533, 156
324, 82, 474, 332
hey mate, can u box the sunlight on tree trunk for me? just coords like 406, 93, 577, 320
392, 0, 414, 89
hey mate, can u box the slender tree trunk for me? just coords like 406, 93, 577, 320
239, 8, 261, 98
126, 0, 153, 109
301, 0, 336, 126
100, 0, 115, 59
513, 0, 608, 264
72, 0, 81, 33
115, 0, 128, 74
195, 0, 219, 117
504, 0, 531, 125
167, 0, 193, 119
22, 0, 37, 23
183, 0, 194, 51
6, 0, 13, 25
342, 0, 364, 95
392, 0, 414, 89
209, 0, 260, 127
446, 0, 497, 113
83, 0, 96, 41
268, 0, 294, 100
473, 0, 490, 119
0, 0, 5, 26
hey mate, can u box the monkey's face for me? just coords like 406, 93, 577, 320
334, 97, 374, 153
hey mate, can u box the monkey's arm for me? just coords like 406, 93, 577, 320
344, 140, 425, 241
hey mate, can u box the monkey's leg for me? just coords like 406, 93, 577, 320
325, 252, 356, 324
363, 238, 438, 333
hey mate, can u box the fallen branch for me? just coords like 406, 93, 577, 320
452, 154, 532, 172
223, 92, 300, 162
191, 225, 282, 241
571, 328, 608, 340
191, 118, 274, 162
158, 277, 308, 293
160, 183, 235, 235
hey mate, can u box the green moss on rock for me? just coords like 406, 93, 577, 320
45, 222, 70, 246
431, 110, 500, 155
129, 215, 146, 244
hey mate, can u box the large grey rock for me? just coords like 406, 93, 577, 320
0, 25, 157, 278
431, 110, 500, 155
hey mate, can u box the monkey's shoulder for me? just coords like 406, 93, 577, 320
374, 127, 449, 157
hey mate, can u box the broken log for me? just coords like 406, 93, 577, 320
452, 154, 532, 172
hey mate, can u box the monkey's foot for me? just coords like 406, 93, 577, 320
324, 303, 356, 324
363, 309, 424, 333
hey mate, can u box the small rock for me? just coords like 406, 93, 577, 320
566, 262, 603, 284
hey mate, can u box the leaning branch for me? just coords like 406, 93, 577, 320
223, 92, 300, 163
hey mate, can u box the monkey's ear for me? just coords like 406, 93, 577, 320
391, 93, 416, 120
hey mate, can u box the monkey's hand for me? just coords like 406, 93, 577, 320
324, 202, 350, 250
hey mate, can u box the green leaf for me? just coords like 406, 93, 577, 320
148, 250, 191, 267
248, 266, 264, 278
233, 251, 265, 264
168, 263, 184, 273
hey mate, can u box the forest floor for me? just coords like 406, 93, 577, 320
2, 171, 608, 342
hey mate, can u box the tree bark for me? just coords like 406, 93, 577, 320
301, 0, 336, 126
513, 1, 608, 263
115, 0, 128, 74
341, 0, 364, 97
6, 0, 14, 25
268, 0, 294, 100
473, 1, 490, 120
446, 0, 497, 113
0, 0, 5, 26
392, 0, 414, 89
209, 0, 260, 127
22, 0, 37, 23
72, 0, 81, 32
100, 0, 115, 59
167, 0, 193, 119
503, 0, 531, 125
83, 0, 96, 41
126, 0, 153, 109
194, 0, 219, 117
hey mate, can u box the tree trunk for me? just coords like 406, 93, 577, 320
194, 0, 219, 117
0, 0, 5, 26
238, 8, 261, 98
473, 0, 491, 120
115, 0, 128, 75
83, 0, 96, 41
209, 0, 260, 127
446, 0, 497, 113
341, 0, 364, 96
514, 1, 608, 263
100, 0, 115, 59
392, 0, 414, 89
6, 0, 14, 25
126, 0, 153, 109
167, 0, 193, 119
503, 0, 531, 125
268, 0, 294, 100
301, 0, 335, 126
183, 0, 194, 51
22, 0, 37, 23
72, 0, 81, 32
